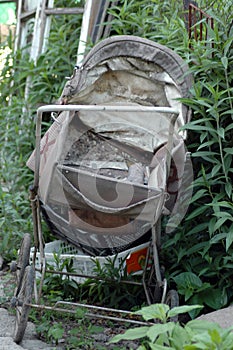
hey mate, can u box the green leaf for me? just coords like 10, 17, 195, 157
185, 206, 208, 221
204, 288, 227, 309
48, 324, 64, 341
208, 201, 233, 210
170, 323, 192, 349
182, 124, 217, 133
225, 182, 232, 199
168, 305, 203, 319
217, 127, 225, 139
210, 232, 227, 244
225, 122, 233, 131
221, 56, 228, 69
148, 343, 174, 350
173, 272, 203, 301
211, 164, 222, 177
186, 222, 209, 236
209, 328, 222, 344
147, 323, 175, 343
224, 148, 233, 155
226, 232, 233, 251
209, 217, 217, 236
174, 272, 203, 288
189, 189, 208, 203
223, 37, 233, 56
197, 140, 216, 150
135, 304, 170, 322
214, 217, 231, 232
185, 242, 210, 256
109, 326, 149, 343
186, 319, 220, 333
192, 151, 219, 157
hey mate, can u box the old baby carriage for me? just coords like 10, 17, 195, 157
11, 35, 192, 343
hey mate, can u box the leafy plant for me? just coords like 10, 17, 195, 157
0, 0, 84, 262
80, 255, 146, 310
106, 0, 233, 314
110, 303, 233, 350
32, 306, 105, 349
42, 251, 79, 301
108, 0, 189, 54
161, 2, 233, 311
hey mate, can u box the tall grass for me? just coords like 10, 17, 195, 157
0, 0, 83, 261
108, 0, 233, 312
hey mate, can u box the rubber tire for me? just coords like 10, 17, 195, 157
165, 289, 179, 322
16, 234, 31, 292
146, 265, 162, 303
14, 265, 35, 344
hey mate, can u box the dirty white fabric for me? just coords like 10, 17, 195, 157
27, 35, 192, 252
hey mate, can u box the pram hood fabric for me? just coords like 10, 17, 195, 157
27, 36, 192, 255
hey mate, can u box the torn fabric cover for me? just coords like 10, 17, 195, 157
27, 36, 192, 255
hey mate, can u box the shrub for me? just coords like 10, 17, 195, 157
110, 303, 233, 350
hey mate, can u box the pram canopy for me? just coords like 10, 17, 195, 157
27, 35, 192, 255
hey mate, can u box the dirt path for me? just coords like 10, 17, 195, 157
0, 270, 138, 349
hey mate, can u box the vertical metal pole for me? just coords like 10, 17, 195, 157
142, 244, 153, 305
32, 108, 45, 303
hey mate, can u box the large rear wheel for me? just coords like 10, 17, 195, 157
15, 233, 31, 292
13, 265, 35, 344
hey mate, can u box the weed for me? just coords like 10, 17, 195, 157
42, 251, 80, 301
110, 303, 233, 349
0, 0, 84, 262
80, 255, 146, 310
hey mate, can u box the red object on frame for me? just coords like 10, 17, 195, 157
126, 247, 151, 274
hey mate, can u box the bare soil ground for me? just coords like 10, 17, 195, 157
0, 269, 140, 349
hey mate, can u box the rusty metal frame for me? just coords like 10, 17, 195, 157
188, 4, 214, 53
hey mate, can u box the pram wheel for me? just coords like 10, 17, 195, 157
13, 265, 35, 344
165, 289, 179, 322
14, 233, 31, 290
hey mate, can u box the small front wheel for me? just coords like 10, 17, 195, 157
165, 289, 179, 322
13, 265, 35, 344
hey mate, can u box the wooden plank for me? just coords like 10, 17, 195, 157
13, 0, 23, 52
45, 7, 84, 15
20, 9, 36, 21
77, 0, 93, 65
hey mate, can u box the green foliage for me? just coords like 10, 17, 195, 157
0, 0, 83, 262
108, 0, 189, 54
42, 251, 79, 301
32, 307, 105, 349
43, 252, 146, 310
48, 322, 65, 344
160, 3, 233, 311
80, 255, 146, 310
107, 0, 233, 313
110, 303, 233, 350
